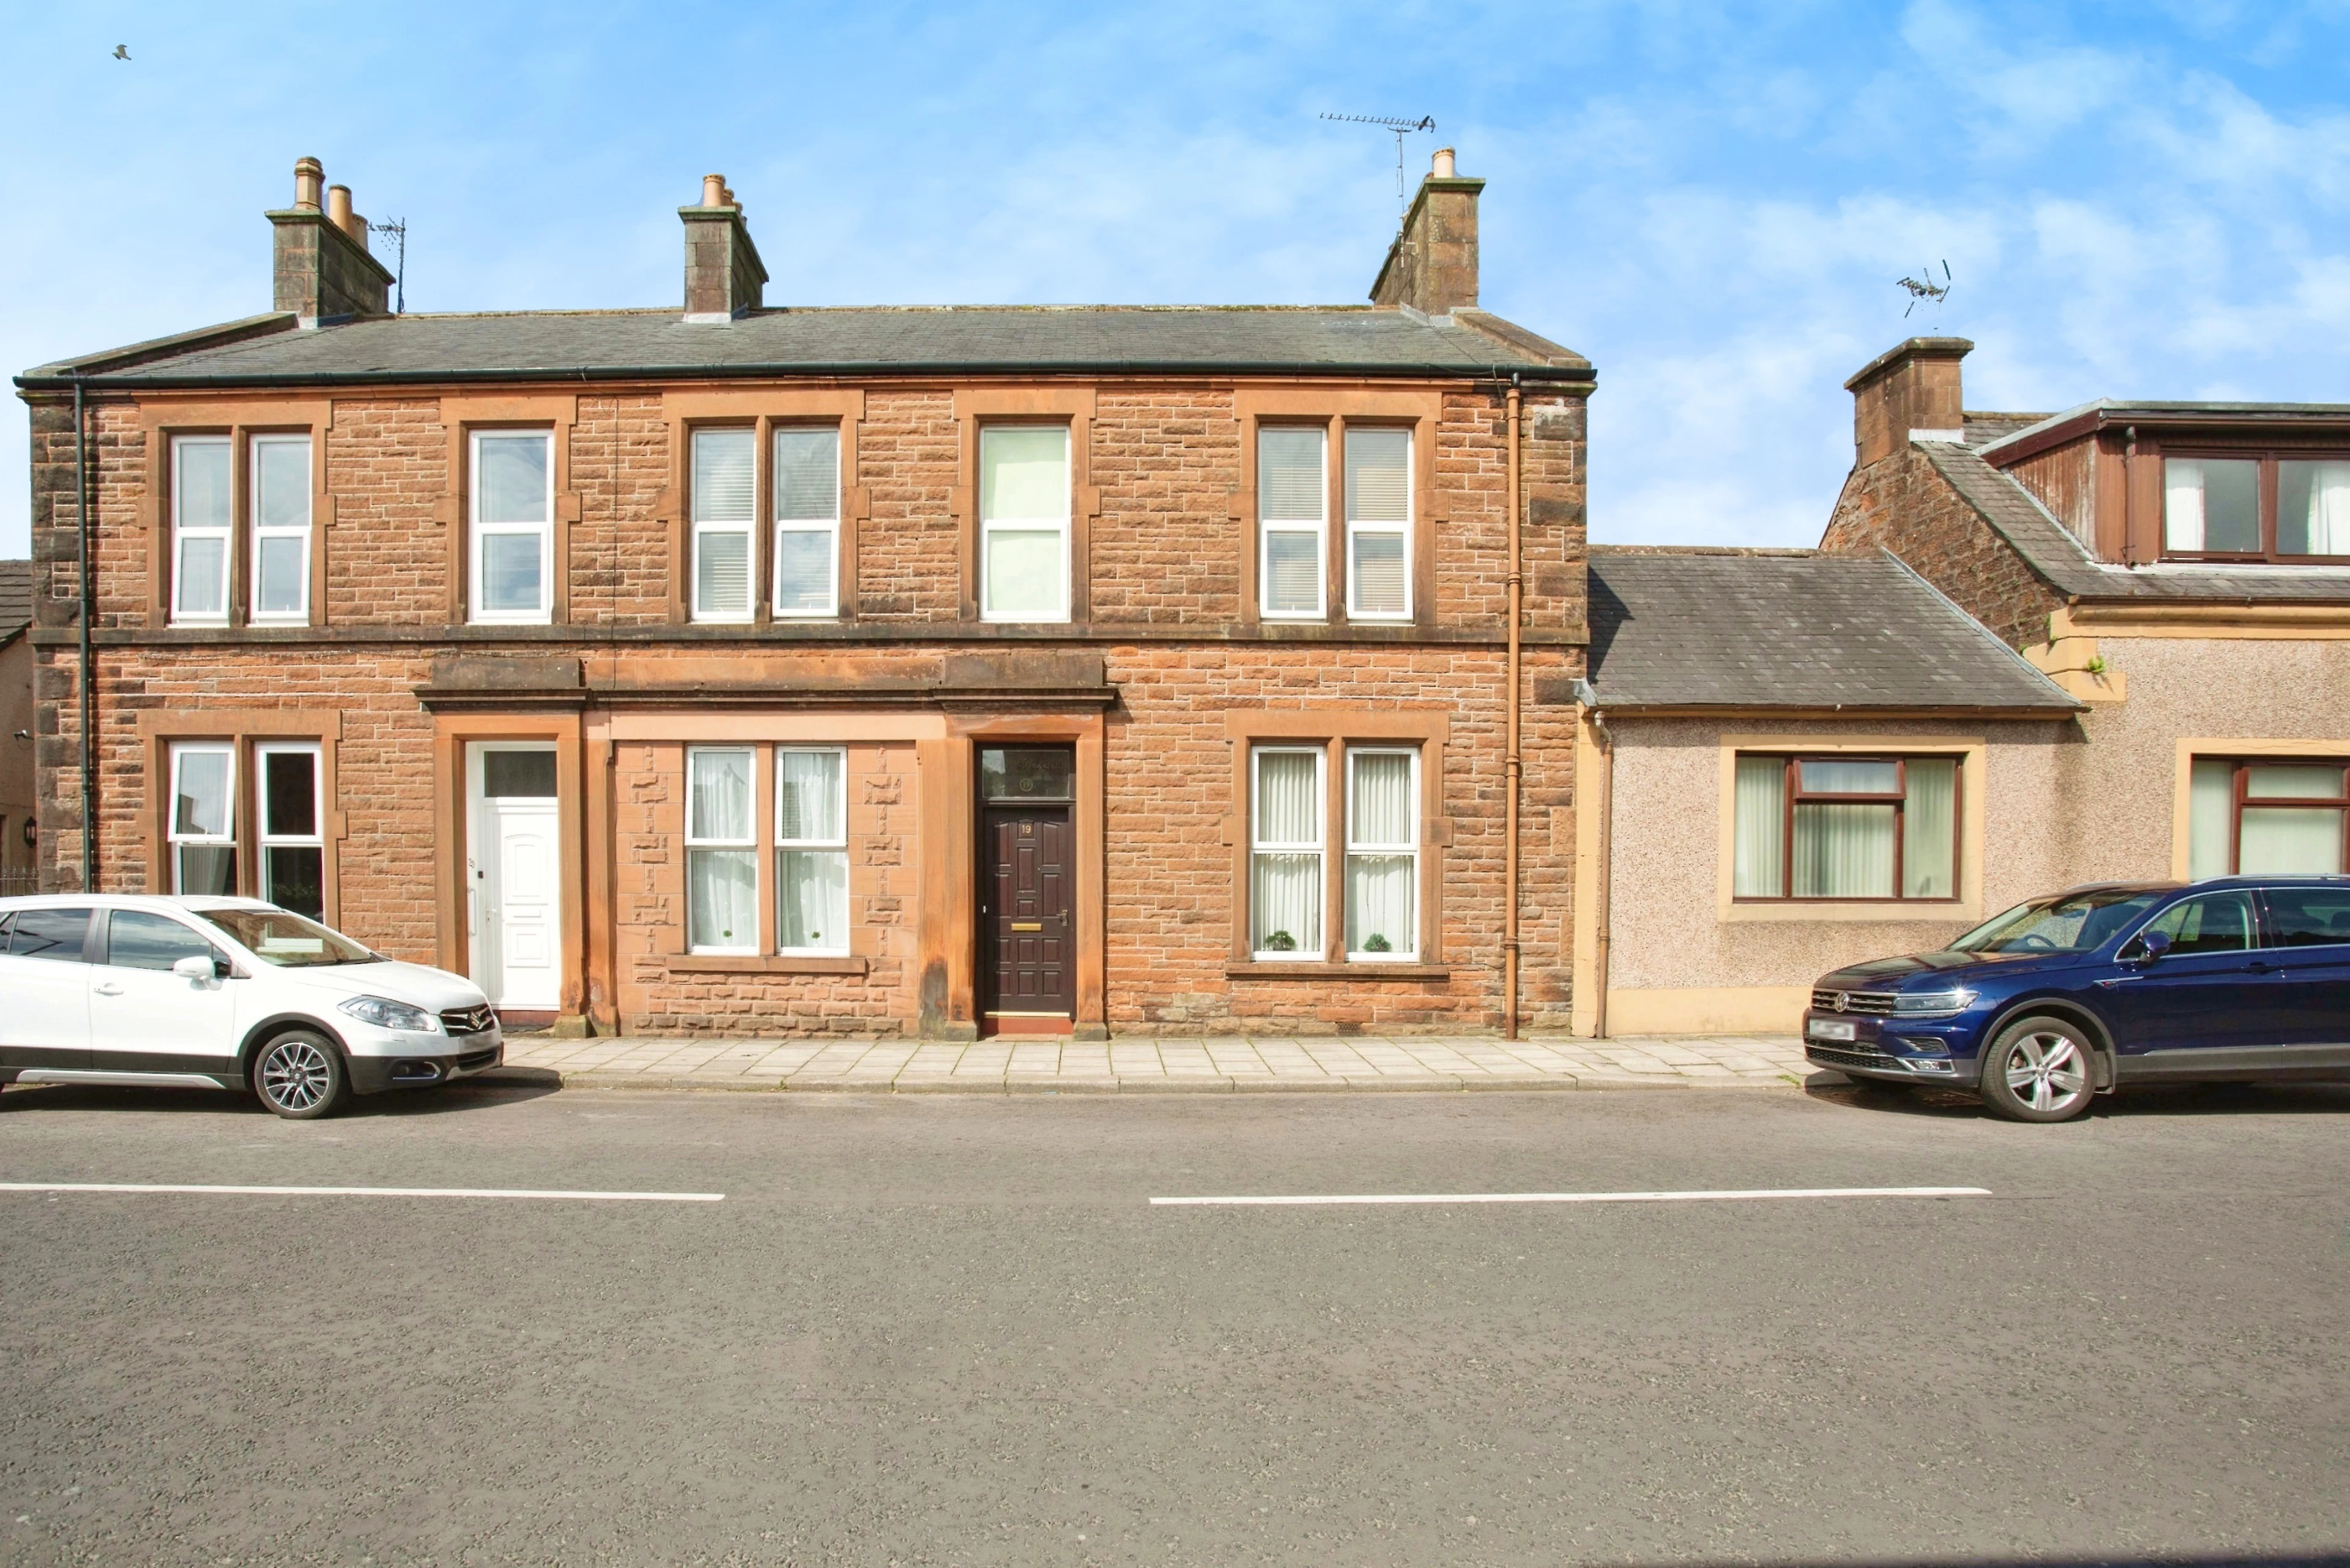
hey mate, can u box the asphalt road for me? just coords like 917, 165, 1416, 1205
2, 1075, 2346, 1567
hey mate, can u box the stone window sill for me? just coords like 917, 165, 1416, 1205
666, 954, 869, 976
1226, 961, 1450, 980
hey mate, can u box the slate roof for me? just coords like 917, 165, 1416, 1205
1920, 441, 2350, 605
0, 559, 32, 643
20, 305, 1592, 389
1584, 547, 2080, 713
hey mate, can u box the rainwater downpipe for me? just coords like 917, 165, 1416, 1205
1504, 374, 1523, 1039
73, 377, 95, 892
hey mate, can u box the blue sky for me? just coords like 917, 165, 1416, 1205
4, 1, 2348, 558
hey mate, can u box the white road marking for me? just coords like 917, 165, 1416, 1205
0, 1182, 722, 1203
1151, 1185, 1990, 1207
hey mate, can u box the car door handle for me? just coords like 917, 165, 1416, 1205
2248, 960, 2273, 973
93, 982, 124, 996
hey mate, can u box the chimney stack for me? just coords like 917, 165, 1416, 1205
1845, 338, 1972, 467
269, 157, 392, 326
1370, 147, 1484, 315
681, 171, 768, 323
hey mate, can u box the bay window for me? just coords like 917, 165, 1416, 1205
169, 742, 237, 895
2188, 758, 2349, 876
979, 425, 1070, 622
2165, 454, 2350, 560
1258, 427, 1326, 619
1732, 755, 1959, 901
690, 428, 756, 622
170, 436, 233, 625
1345, 749, 1418, 958
1344, 428, 1411, 619
1250, 748, 1322, 957
249, 435, 312, 623
685, 747, 757, 954
471, 430, 553, 622
257, 744, 324, 917
776, 749, 848, 954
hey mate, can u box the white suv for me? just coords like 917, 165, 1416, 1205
0, 895, 504, 1119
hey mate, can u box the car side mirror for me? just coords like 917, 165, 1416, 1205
2125, 929, 2172, 964
172, 955, 215, 982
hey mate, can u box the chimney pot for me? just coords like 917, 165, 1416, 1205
293, 157, 324, 212
702, 173, 727, 207
272, 158, 392, 322
326, 184, 354, 234
1432, 146, 1456, 177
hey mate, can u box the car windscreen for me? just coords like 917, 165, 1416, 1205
1950, 889, 2169, 955
198, 908, 381, 967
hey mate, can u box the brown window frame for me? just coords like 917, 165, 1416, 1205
1733, 753, 1964, 905
2158, 448, 2350, 564
2204, 757, 2350, 875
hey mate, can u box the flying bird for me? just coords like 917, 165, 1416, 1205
112, 44, 130, 59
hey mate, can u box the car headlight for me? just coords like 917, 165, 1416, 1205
1892, 988, 1978, 1018
338, 995, 441, 1034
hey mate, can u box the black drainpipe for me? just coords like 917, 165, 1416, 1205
73, 376, 95, 892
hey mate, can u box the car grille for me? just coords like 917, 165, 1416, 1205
441, 1005, 497, 1036
456, 1048, 499, 1072
1810, 987, 1898, 1017
1807, 1044, 1906, 1072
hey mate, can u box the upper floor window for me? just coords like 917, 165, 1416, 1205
690, 430, 756, 622
1258, 428, 1326, 621
1345, 428, 1411, 619
170, 436, 233, 625
979, 425, 1069, 622
2165, 455, 2350, 561
1733, 754, 1958, 901
775, 428, 842, 617
2188, 758, 2348, 876
471, 430, 553, 624
249, 435, 313, 624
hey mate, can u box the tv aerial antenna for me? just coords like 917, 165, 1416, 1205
370, 217, 408, 314
1898, 259, 1952, 318
1320, 112, 1436, 223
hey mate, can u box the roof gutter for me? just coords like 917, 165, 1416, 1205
15, 358, 1600, 395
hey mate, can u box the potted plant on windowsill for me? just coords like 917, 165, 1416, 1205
1362, 933, 1392, 953
1264, 930, 1297, 952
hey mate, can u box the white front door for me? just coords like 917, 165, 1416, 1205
469, 746, 561, 1010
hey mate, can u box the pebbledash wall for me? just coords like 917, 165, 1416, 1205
23, 353, 1589, 1038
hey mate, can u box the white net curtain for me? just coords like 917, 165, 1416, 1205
1251, 749, 1321, 955
687, 749, 756, 952
777, 750, 849, 952
1345, 750, 1416, 956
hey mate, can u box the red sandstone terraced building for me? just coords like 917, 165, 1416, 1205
17, 154, 1592, 1039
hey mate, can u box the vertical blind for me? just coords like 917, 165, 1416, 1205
1346, 750, 1415, 956
1731, 756, 1785, 898
1735, 755, 1961, 899
2241, 764, 2346, 873
1251, 749, 1321, 954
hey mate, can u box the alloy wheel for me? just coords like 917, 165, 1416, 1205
2002, 1031, 2088, 1115
261, 1039, 333, 1111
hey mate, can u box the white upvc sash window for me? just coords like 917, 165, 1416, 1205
774, 427, 841, 617
171, 436, 233, 625
249, 434, 312, 624
169, 742, 237, 895
1345, 427, 1411, 619
690, 428, 756, 622
776, 748, 849, 954
470, 430, 554, 623
979, 425, 1070, 622
685, 747, 758, 954
1344, 747, 1418, 958
1257, 427, 1326, 620
257, 742, 324, 917
1250, 747, 1324, 958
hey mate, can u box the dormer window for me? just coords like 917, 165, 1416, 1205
2164, 454, 2350, 561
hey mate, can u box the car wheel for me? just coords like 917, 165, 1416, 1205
253, 1031, 349, 1120
1979, 1016, 2095, 1124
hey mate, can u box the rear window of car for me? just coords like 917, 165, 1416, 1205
7, 907, 92, 961
2262, 886, 2350, 947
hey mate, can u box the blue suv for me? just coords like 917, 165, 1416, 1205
1803, 876, 2350, 1122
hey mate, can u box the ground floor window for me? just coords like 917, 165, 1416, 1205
2188, 758, 2349, 876
776, 748, 848, 954
168, 736, 331, 914
1732, 753, 1958, 901
682, 744, 851, 956
685, 747, 757, 953
169, 742, 237, 895
257, 744, 324, 918
1248, 742, 1422, 961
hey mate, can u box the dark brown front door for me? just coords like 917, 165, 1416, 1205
980, 804, 1074, 1027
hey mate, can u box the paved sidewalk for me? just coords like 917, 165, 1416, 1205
495, 1033, 1809, 1092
